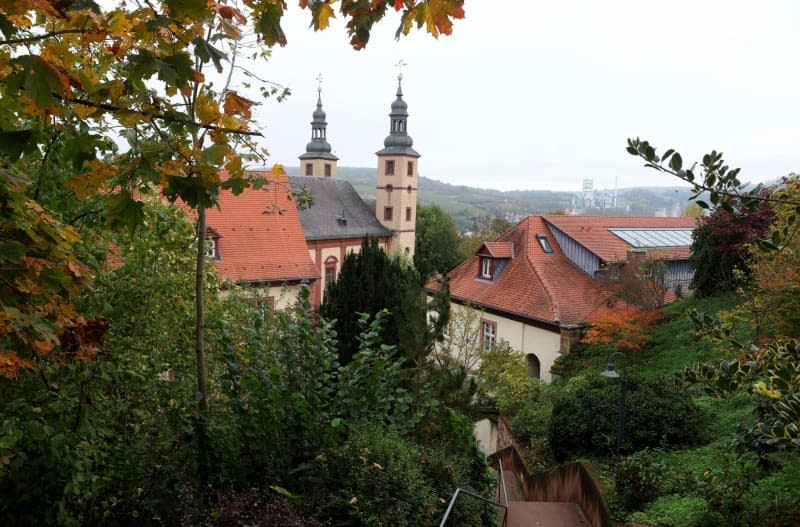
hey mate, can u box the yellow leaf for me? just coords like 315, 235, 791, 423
109, 80, 125, 100
65, 160, 117, 199
226, 155, 244, 179
270, 163, 285, 176
73, 103, 96, 119
108, 9, 133, 35
195, 91, 221, 125
314, 2, 336, 30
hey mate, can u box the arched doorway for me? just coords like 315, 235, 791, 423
526, 353, 541, 379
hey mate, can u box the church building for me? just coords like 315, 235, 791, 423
202, 75, 420, 310
289, 74, 420, 308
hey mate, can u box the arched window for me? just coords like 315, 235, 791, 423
526, 353, 541, 379
324, 256, 338, 285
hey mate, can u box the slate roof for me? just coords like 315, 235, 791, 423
543, 215, 696, 262
201, 171, 319, 283
288, 175, 392, 241
428, 216, 618, 327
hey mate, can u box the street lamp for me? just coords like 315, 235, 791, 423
600, 351, 627, 457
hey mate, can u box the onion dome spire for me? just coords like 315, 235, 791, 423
300, 75, 338, 161
377, 63, 419, 157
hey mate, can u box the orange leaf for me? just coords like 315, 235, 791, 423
67, 259, 85, 278
223, 90, 259, 119
394, 0, 404, 11
216, 5, 247, 24
33, 339, 54, 355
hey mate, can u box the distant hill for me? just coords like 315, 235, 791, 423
285, 166, 697, 231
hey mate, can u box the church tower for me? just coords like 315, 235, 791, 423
298, 79, 338, 178
375, 71, 420, 258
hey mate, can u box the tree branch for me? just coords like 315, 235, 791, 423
60, 95, 263, 137
0, 29, 91, 46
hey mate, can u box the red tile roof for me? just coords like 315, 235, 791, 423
479, 242, 514, 258
429, 216, 618, 326
543, 216, 697, 262
186, 171, 319, 283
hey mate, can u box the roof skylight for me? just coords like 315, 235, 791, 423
608, 228, 693, 248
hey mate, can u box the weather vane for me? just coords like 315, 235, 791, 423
395, 59, 406, 81
316, 73, 323, 94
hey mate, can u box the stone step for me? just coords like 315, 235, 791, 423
505, 501, 591, 527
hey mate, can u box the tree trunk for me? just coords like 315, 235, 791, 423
195, 205, 209, 485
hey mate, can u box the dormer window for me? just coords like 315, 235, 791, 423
481, 257, 492, 279
537, 234, 553, 254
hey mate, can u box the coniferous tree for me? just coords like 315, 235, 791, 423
321, 237, 449, 365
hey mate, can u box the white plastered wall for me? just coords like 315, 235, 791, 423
448, 302, 562, 383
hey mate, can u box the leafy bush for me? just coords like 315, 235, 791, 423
614, 449, 666, 510
689, 190, 775, 298
581, 306, 664, 352
306, 423, 494, 527
548, 375, 706, 460
477, 340, 542, 415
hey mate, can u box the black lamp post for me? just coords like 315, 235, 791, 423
600, 351, 627, 457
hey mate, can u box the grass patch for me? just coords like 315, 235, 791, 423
628, 495, 708, 527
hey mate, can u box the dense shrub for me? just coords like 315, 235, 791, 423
477, 340, 542, 415
690, 193, 775, 298
305, 423, 494, 527
548, 375, 706, 460
614, 449, 666, 510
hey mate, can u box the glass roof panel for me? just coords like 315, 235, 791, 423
609, 228, 693, 248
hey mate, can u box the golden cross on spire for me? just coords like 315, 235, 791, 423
316, 73, 323, 94
395, 59, 406, 81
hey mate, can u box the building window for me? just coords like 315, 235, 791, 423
407, 161, 414, 176
324, 256, 338, 285
205, 237, 219, 260
526, 353, 541, 379
324, 163, 332, 177
252, 296, 274, 319
537, 234, 553, 253
480, 257, 492, 279
385, 160, 395, 175
384, 206, 393, 221
305, 163, 313, 176
406, 207, 412, 222
481, 320, 497, 352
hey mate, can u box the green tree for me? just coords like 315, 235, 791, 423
457, 215, 511, 260
414, 203, 461, 280
320, 237, 449, 366
0, 0, 466, 487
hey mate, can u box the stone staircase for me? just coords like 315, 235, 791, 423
505, 501, 590, 527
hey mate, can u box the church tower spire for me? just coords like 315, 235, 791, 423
299, 75, 338, 178
375, 62, 420, 259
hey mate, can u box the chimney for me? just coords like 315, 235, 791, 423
626, 248, 647, 276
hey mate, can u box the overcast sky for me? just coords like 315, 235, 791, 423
242, 0, 799, 192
